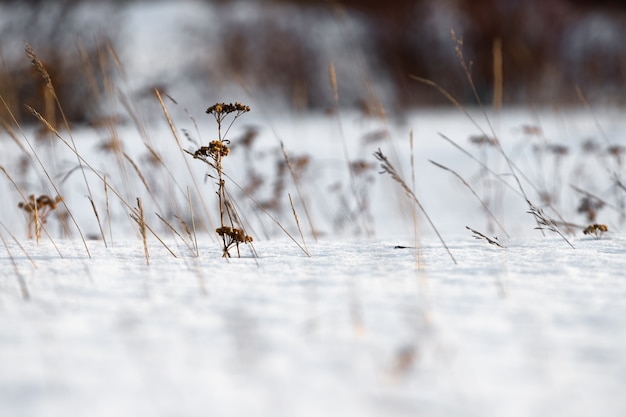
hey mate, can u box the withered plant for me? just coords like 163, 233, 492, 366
582, 223, 608, 239
18, 194, 63, 240
189, 102, 253, 258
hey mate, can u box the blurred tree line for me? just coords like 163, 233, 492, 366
1, 0, 625, 124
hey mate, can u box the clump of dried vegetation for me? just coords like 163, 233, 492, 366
0, 19, 623, 303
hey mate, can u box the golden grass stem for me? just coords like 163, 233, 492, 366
187, 187, 199, 257
288, 193, 310, 257
26, 43, 104, 246
131, 198, 150, 265
154, 89, 215, 236
280, 142, 318, 241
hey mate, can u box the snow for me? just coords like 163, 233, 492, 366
1, 237, 626, 417
2, 105, 626, 416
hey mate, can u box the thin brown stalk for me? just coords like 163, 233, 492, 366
104, 175, 113, 245
466, 226, 505, 248
226, 171, 310, 256
154, 89, 215, 235
122, 151, 151, 193
26, 44, 104, 247
280, 142, 318, 241
409, 130, 421, 268
328, 63, 372, 237
0, 220, 38, 269
131, 198, 150, 265
155, 212, 195, 254
374, 149, 457, 264
429, 159, 509, 238
527, 200, 575, 249
288, 193, 310, 257
87, 196, 107, 246
187, 187, 199, 257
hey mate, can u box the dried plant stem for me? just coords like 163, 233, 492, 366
466, 226, 505, 248
26, 44, 104, 247
429, 159, 509, 238
374, 149, 457, 264
131, 198, 149, 265
155, 89, 215, 235
227, 173, 310, 256
155, 213, 195, 254
0, 220, 37, 269
527, 200, 575, 249
289, 193, 310, 257
104, 176, 113, 246
329, 62, 372, 237
87, 196, 107, 246
280, 142, 318, 240
187, 187, 199, 257
409, 131, 421, 269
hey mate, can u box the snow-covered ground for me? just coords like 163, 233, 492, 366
2, 106, 626, 416
1, 237, 626, 417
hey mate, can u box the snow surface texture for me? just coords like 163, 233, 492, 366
2, 106, 626, 416
1, 237, 626, 417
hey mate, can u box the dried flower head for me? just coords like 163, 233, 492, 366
206, 102, 250, 116
583, 223, 608, 238
18, 194, 63, 239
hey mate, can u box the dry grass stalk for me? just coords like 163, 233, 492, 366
466, 226, 505, 248
280, 142, 318, 240
130, 198, 149, 265
327, 63, 372, 237
104, 175, 113, 245
429, 160, 509, 238
26, 44, 104, 245
526, 200, 574, 248
155, 89, 215, 236
409, 130, 421, 268
86, 196, 107, 246
0, 220, 37, 269
374, 149, 457, 264
186, 187, 199, 257
288, 193, 310, 257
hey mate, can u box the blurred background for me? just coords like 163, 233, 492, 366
1, 0, 625, 125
